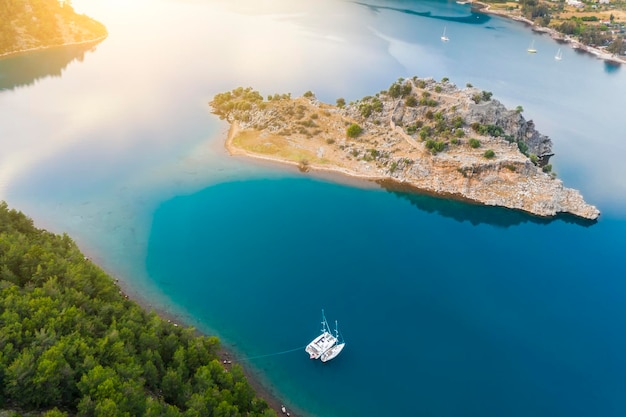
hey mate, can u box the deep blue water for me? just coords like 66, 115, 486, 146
145, 178, 626, 416
2, 0, 626, 416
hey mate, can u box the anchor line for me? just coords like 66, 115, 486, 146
237, 345, 307, 361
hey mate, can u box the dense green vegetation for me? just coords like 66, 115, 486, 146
0, 202, 276, 417
0, 0, 107, 55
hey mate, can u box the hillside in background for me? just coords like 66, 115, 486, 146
0, 0, 107, 56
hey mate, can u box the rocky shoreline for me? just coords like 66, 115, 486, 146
211, 79, 600, 220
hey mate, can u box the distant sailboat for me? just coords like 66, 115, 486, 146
527, 40, 537, 53
441, 27, 449, 42
555, 48, 563, 60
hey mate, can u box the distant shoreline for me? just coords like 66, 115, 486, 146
471, 1, 626, 65
0, 35, 108, 59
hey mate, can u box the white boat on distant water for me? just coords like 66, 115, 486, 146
320, 320, 345, 363
527, 40, 537, 53
305, 310, 338, 360
555, 48, 562, 60
441, 27, 449, 42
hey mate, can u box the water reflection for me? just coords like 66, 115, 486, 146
354, 1, 491, 24
380, 180, 597, 228
0, 40, 103, 92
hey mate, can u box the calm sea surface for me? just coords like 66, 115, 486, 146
2, 0, 626, 416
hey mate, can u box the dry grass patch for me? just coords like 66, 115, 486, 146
232, 129, 324, 165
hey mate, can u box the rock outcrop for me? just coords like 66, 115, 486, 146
210, 79, 600, 220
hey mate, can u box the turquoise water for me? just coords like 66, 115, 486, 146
2, 0, 626, 415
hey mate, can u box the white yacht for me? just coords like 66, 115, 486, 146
320, 320, 345, 363
441, 27, 449, 42
555, 48, 563, 60
305, 310, 338, 359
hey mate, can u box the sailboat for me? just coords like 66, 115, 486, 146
441, 27, 449, 42
305, 310, 338, 360
527, 40, 537, 53
320, 320, 345, 363
555, 48, 563, 60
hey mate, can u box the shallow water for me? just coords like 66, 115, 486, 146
2, 0, 626, 416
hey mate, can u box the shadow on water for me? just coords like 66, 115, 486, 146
0, 40, 102, 92
604, 60, 621, 74
354, 1, 491, 24
379, 180, 597, 228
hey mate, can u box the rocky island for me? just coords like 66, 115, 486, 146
210, 78, 600, 220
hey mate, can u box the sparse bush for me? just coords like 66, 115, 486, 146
529, 154, 538, 165
517, 141, 529, 155
336, 98, 346, 108
303, 90, 314, 98
542, 164, 553, 173
346, 123, 363, 138
483, 149, 495, 159
469, 138, 481, 148
326, 138, 335, 144
425, 139, 446, 154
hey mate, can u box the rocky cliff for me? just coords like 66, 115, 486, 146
210, 78, 600, 220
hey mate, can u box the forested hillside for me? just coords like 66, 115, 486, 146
0, 201, 276, 417
0, 0, 107, 55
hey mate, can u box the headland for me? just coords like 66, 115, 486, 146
211, 79, 600, 220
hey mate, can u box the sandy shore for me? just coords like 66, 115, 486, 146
226, 121, 388, 185
0, 35, 108, 59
